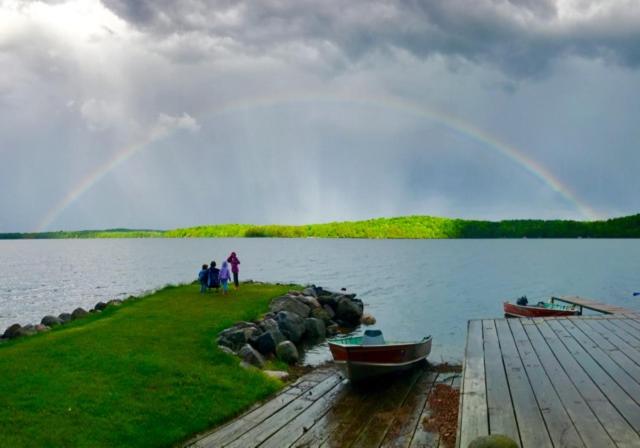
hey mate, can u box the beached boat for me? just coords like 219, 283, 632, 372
328, 330, 432, 382
503, 297, 580, 318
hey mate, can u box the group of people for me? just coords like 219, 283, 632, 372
198, 252, 240, 294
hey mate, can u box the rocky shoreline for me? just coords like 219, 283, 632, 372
217, 285, 375, 369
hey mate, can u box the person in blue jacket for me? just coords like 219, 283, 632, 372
198, 264, 209, 293
208, 261, 220, 292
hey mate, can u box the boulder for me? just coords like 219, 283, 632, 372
317, 294, 340, 310
311, 307, 333, 325
41, 315, 63, 327
94, 301, 108, 311
326, 323, 339, 336
58, 313, 72, 323
468, 435, 519, 448
276, 341, 299, 364
269, 296, 310, 318
304, 318, 326, 340
361, 313, 376, 325
218, 345, 236, 355
15, 324, 37, 338
35, 324, 50, 333
335, 297, 363, 325
296, 295, 321, 309
253, 331, 277, 355
107, 299, 123, 307
263, 370, 289, 381
275, 311, 306, 343
217, 328, 249, 352
2, 323, 22, 339
302, 287, 318, 298
71, 307, 89, 320
322, 305, 336, 319
238, 344, 265, 368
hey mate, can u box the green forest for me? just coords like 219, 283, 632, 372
2, 214, 640, 239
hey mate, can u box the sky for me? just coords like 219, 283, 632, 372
1, 0, 640, 232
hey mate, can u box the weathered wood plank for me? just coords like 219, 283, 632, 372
457, 320, 488, 448
520, 320, 616, 448
597, 319, 640, 349
481, 320, 520, 443
379, 370, 439, 448
553, 296, 635, 315
260, 378, 349, 448
409, 373, 457, 448
494, 320, 559, 448
225, 374, 343, 448
611, 318, 640, 344
536, 320, 640, 447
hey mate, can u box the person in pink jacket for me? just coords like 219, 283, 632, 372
227, 252, 241, 288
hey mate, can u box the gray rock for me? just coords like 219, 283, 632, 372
297, 295, 321, 309
94, 301, 108, 311
71, 307, 89, 320
58, 313, 72, 323
238, 344, 265, 368
16, 324, 37, 338
254, 331, 277, 355
322, 304, 336, 319
263, 370, 289, 381
276, 341, 299, 364
217, 328, 249, 352
302, 287, 318, 298
35, 324, 50, 333
41, 315, 63, 327
2, 323, 22, 339
218, 345, 236, 355
269, 296, 311, 318
304, 318, 326, 340
326, 323, 339, 336
311, 307, 333, 324
275, 311, 306, 343
335, 297, 364, 325
317, 294, 340, 310
107, 299, 123, 307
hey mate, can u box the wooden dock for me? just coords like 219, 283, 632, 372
457, 315, 640, 447
551, 296, 639, 316
187, 366, 460, 448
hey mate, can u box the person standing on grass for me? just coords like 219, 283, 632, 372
198, 264, 209, 293
219, 261, 231, 295
227, 252, 241, 288
208, 261, 220, 292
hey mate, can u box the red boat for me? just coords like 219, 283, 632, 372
328, 330, 432, 382
503, 298, 580, 318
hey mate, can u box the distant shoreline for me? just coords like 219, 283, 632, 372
2, 214, 639, 239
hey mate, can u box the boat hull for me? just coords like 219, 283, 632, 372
328, 337, 432, 382
503, 302, 580, 318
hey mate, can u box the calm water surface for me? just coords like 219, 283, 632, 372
1, 239, 639, 362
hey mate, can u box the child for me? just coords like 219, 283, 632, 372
208, 261, 220, 292
219, 261, 231, 295
227, 252, 241, 288
198, 264, 209, 293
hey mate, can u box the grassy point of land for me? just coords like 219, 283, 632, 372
0, 282, 296, 447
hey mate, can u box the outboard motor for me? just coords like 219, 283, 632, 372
516, 296, 528, 306
362, 329, 385, 345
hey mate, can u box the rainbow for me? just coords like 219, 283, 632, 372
36, 93, 598, 231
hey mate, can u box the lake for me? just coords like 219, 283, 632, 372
1, 238, 639, 362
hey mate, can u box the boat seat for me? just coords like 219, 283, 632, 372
362, 329, 385, 345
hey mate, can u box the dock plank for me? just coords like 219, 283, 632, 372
457, 320, 488, 448
553, 296, 636, 315
597, 319, 640, 349
536, 320, 640, 446
408, 373, 455, 448
481, 320, 519, 443
496, 319, 584, 448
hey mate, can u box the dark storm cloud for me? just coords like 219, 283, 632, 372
100, 0, 640, 75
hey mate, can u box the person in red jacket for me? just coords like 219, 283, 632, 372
227, 252, 241, 288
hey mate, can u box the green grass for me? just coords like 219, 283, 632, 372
3, 213, 640, 239
0, 282, 295, 447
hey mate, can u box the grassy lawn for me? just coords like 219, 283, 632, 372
0, 282, 295, 447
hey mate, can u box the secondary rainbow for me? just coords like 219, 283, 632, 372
36, 92, 598, 231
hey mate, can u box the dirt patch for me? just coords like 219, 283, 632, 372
429, 362, 463, 373
423, 383, 460, 448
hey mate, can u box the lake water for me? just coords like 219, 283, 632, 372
1, 238, 639, 363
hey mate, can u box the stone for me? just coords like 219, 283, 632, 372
35, 324, 50, 333
322, 305, 336, 319
276, 341, 299, 364
254, 331, 277, 355
269, 296, 311, 318
335, 297, 364, 325
468, 435, 519, 448
304, 318, 326, 340
263, 370, 290, 381
15, 324, 37, 338
217, 328, 249, 352
296, 295, 321, 309
218, 345, 236, 355
2, 323, 22, 339
58, 313, 72, 323
302, 287, 318, 298
317, 294, 340, 310
71, 307, 89, 320
41, 315, 63, 327
107, 299, 123, 307
326, 323, 339, 336
361, 313, 376, 325
275, 311, 306, 343
238, 344, 265, 368
94, 301, 108, 311
311, 307, 333, 325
